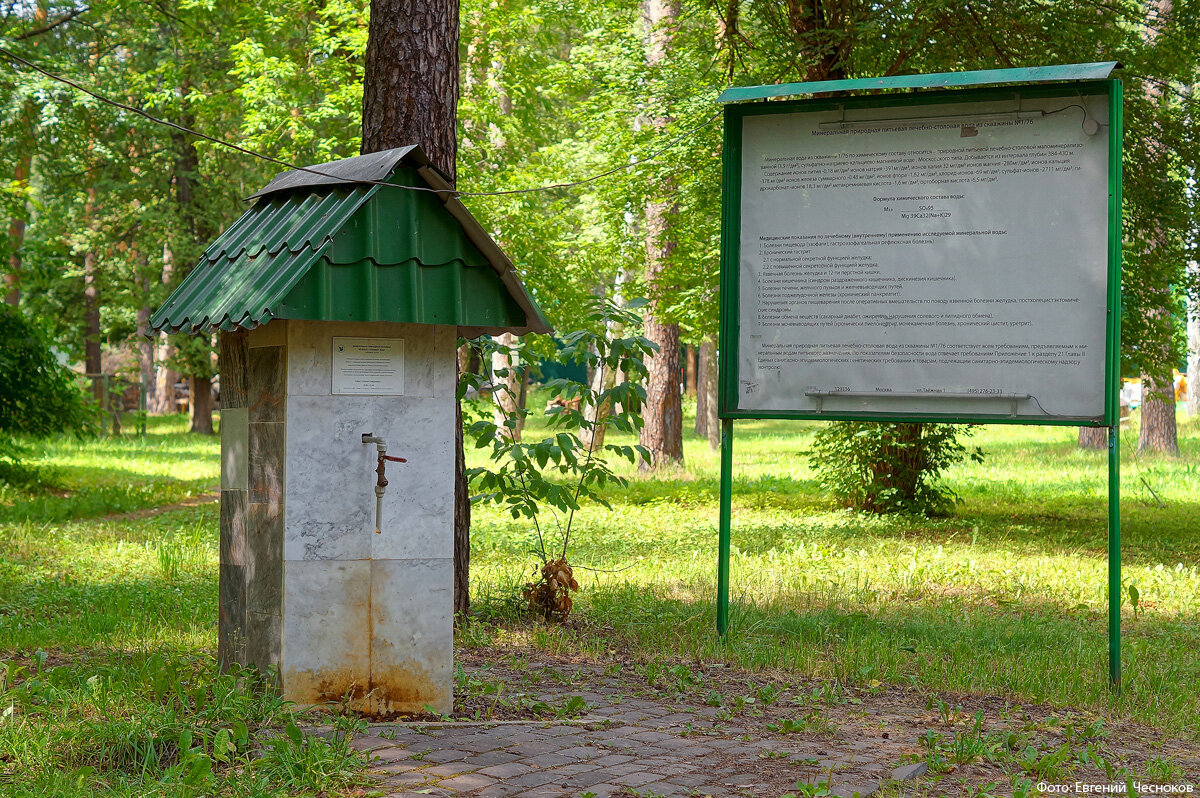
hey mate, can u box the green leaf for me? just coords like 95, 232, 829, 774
285, 719, 303, 746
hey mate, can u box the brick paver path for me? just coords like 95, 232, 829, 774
350, 659, 932, 797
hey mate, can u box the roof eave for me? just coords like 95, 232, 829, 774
415, 164, 553, 337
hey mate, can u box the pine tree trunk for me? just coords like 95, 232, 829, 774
581, 343, 617, 451
362, 0, 465, 614
1139, 373, 1179, 455
136, 267, 157, 412
361, 0, 459, 182
702, 337, 719, 451
1187, 287, 1199, 417
454, 345, 471, 618
695, 343, 708, 438
491, 332, 523, 442
685, 346, 697, 397
639, 0, 684, 470
189, 375, 215, 434
83, 188, 102, 403
1078, 427, 1107, 450
152, 240, 179, 415
5, 153, 31, 306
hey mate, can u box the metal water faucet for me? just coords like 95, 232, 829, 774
362, 433, 406, 533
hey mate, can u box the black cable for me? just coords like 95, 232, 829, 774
0, 44, 720, 200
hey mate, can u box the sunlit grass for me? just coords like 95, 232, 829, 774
468, 396, 1200, 737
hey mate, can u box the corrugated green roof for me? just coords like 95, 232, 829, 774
149, 147, 550, 337
717, 62, 1119, 103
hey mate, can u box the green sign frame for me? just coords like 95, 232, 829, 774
716, 71, 1125, 686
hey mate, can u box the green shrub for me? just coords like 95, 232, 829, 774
811, 421, 982, 516
0, 305, 93, 472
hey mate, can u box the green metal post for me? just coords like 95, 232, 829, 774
717, 418, 734, 637
1108, 424, 1121, 688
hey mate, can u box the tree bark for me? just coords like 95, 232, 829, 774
491, 331, 524, 442
189, 375, 215, 434
1078, 427, 1107, 450
1187, 281, 1199, 417
639, 0, 684, 470
454, 344, 471, 618
1134, 0, 1179, 456
5, 153, 31, 306
152, 240, 179, 415
136, 269, 157, 412
361, 0, 465, 614
701, 337, 719, 451
685, 345, 697, 397
695, 345, 708, 438
362, 0, 459, 183
1139, 374, 1179, 455
83, 188, 102, 403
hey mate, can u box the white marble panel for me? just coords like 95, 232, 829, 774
281, 559, 371, 705
249, 320, 287, 348
369, 394, 455, 561
369, 557, 453, 714
284, 395, 376, 561
220, 408, 248, 491
286, 320, 456, 398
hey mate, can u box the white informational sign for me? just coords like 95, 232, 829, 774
332, 337, 405, 395
736, 92, 1111, 421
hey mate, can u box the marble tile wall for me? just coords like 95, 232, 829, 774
280, 320, 456, 714
240, 325, 287, 677
218, 331, 249, 671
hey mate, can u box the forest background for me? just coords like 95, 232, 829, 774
2, 0, 1200, 461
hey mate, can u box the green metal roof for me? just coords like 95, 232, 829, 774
717, 62, 1119, 104
149, 148, 550, 337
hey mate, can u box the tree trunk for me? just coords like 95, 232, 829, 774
695, 345, 708, 438
361, 0, 459, 182
581, 341, 618, 452
491, 331, 523, 442
83, 188, 102, 403
639, 0, 684, 470
685, 345, 697, 397
455, 346, 471, 619
1139, 373, 1179, 455
701, 337, 719, 451
189, 375, 214, 434
1187, 283, 1199, 417
582, 271, 626, 452
136, 271, 157, 413
1078, 427, 1107, 450
1134, 1, 1178, 456
5, 153, 31, 306
362, 0, 465, 614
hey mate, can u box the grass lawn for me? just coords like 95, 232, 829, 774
1, 405, 1197, 795
469, 401, 1200, 740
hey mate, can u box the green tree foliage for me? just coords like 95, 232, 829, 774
3, 0, 1200, 455
812, 421, 983, 516
0, 304, 92, 468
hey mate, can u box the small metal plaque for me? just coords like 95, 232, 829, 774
332, 337, 405, 395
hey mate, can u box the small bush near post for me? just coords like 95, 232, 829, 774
811, 421, 982, 516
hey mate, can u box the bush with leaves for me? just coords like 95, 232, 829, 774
811, 421, 982, 516
460, 299, 656, 621
0, 305, 93, 477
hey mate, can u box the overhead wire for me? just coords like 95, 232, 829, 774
0, 44, 721, 200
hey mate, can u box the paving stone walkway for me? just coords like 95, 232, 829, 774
349, 657, 933, 798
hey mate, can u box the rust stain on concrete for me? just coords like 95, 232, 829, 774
283, 667, 370, 709
368, 658, 450, 715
